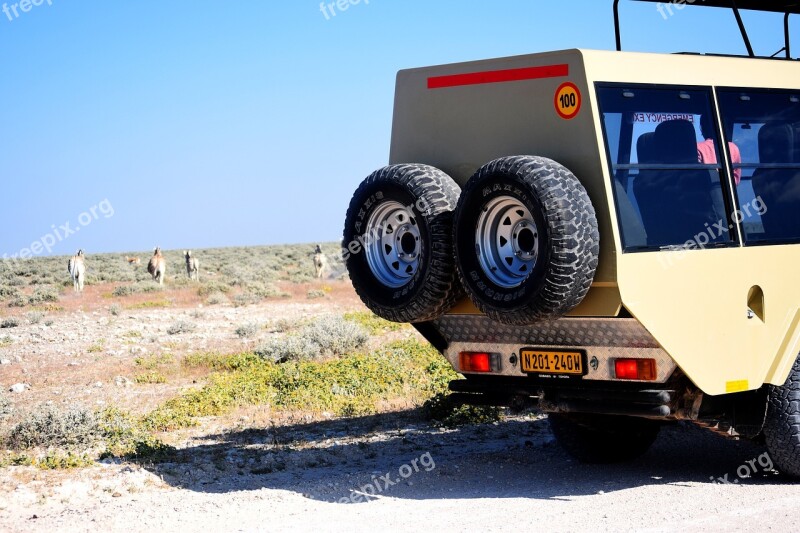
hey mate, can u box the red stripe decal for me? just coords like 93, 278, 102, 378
427, 64, 569, 89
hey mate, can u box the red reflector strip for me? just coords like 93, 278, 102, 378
427, 64, 569, 89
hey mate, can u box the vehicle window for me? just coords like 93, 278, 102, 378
597, 85, 734, 251
718, 90, 800, 245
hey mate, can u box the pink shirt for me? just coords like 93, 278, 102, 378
698, 139, 742, 185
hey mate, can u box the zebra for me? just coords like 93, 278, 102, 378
184, 250, 199, 281
67, 249, 86, 293
147, 247, 166, 285
313, 244, 328, 279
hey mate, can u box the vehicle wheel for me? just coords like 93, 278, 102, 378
343, 164, 462, 323
764, 354, 800, 478
549, 413, 660, 464
453, 156, 599, 325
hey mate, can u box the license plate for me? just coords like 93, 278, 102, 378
521, 349, 584, 375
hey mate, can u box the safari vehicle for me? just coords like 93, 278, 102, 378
342, 0, 800, 474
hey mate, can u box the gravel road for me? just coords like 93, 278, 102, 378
2, 413, 799, 532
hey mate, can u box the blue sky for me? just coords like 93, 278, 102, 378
0, 0, 793, 257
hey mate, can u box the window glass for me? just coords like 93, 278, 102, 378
597, 85, 734, 251
718, 90, 800, 244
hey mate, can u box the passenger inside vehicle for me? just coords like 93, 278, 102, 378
697, 115, 742, 185
633, 119, 720, 246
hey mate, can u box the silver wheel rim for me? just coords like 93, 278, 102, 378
365, 200, 422, 289
475, 195, 540, 289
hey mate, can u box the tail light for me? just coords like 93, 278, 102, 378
459, 352, 501, 373
614, 358, 657, 381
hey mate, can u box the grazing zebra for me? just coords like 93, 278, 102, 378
313, 244, 328, 279
126, 256, 141, 265
67, 249, 86, 293
147, 247, 166, 285
184, 250, 199, 281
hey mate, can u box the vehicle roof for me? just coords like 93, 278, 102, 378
632, 0, 800, 14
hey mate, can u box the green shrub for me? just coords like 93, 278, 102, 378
301, 315, 369, 355
7, 296, 26, 308
112, 285, 134, 297
98, 408, 175, 462
134, 353, 172, 369
1, 317, 20, 329
255, 335, 321, 363
235, 322, 259, 339
344, 311, 406, 334
113, 282, 162, 297
167, 320, 196, 335
232, 292, 259, 307
206, 292, 228, 306
197, 281, 230, 297
28, 288, 59, 306
255, 315, 368, 363
37, 452, 95, 470
26, 311, 44, 325
7, 405, 101, 450
134, 372, 167, 384
183, 352, 260, 371
423, 393, 502, 428
0, 390, 11, 418
0, 286, 20, 300
144, 339, 450, 430
307, 289, 326, 300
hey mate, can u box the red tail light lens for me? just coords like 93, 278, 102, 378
459, 352, 500, 373
614, 358, 657, 381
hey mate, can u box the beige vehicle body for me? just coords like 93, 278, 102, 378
390, 49, 800, 404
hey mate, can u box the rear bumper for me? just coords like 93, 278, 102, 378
449, 377, 683, 418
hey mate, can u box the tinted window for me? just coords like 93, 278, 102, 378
718, 89, 800, 244
597, 85, 734, 251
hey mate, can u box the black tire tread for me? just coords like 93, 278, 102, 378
454, 156, 599, 325
344, 164, 462, 323
764, 355, 800, 478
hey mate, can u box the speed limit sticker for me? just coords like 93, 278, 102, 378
555, 82, 582, 120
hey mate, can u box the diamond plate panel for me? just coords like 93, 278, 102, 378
435, 315, 677, 383
434, 315, 661, 348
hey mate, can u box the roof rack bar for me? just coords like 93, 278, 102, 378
614, 0, 622, 51
786, 12, 792, 59
731, 1, 756, 57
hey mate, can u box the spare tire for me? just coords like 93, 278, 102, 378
453, 156, 599, 325
343, 164, 462, 323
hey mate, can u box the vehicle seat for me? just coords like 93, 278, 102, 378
633, 120, 718, 247
752, 122, 800, 240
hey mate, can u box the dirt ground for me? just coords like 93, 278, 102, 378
0, 280, 363, 416
1, 417, 799, 532
2, 281, 800, 532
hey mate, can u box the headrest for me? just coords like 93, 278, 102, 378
637, 132, 657, 164
758, 122, 794, 164
655, 120, 698, 164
